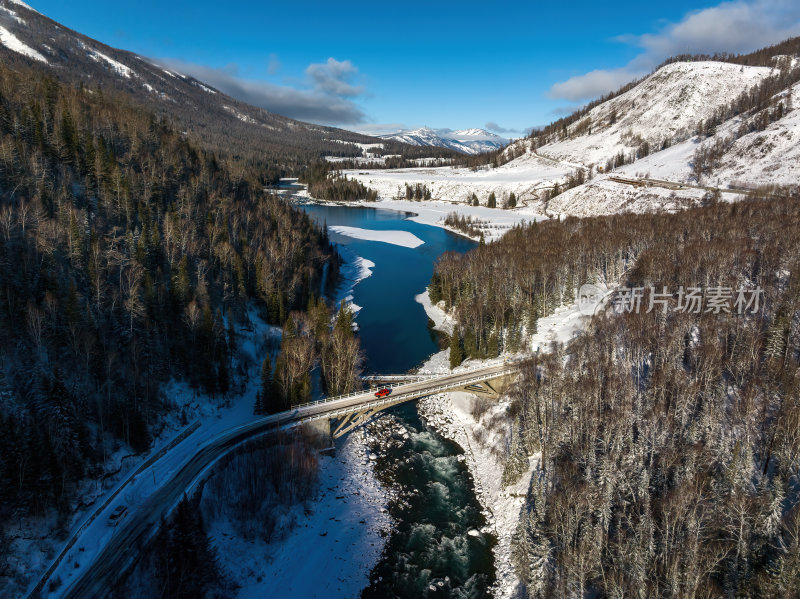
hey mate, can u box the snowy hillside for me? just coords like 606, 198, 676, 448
0, 0, 386, 161
379, 127, 507, 154
535, 61, 773, 168
347, 58, 800, 219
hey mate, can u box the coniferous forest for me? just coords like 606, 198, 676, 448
0, 61, 337, 523
431, 194, 800, 596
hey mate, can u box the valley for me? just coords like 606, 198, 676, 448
0, 1, 799, 598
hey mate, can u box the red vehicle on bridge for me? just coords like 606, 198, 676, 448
374, 388, 392, 398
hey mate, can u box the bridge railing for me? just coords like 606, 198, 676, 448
290, 360, 523, 416
305, 366, 521, 420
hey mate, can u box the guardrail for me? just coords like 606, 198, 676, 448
292, 360, 521, 412
307, 358, 523, 407
289, 365, 520, 423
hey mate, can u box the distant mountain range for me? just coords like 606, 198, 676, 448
378, 127, 508, 155
0, 0, 463, 167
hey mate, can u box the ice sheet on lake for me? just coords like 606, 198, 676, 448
329, 225, 424, 248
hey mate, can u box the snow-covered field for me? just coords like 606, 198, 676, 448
346, 151, 573, 207
212, 428, 390, 599
329, 225, 425, 248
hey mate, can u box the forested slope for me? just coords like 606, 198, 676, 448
0, 61, 335, 523
432, 195, 800, 596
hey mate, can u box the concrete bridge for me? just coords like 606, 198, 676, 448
320, 363, 517, 438
43, 360, 521, 599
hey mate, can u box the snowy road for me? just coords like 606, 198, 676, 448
55, 361, 522, 599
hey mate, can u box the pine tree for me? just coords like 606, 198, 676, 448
449, 329, 463, 369
155, 495, 219, 599
502, 418, 528, 486
254, 390, 264, 415
260, 357, 275, 413
464, 328, 478, 358
487, 191, 497, 208
511, 482, 553, 597
488, 331, 499, 358
508, 191, 517, 209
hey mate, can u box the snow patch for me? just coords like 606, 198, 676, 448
223, 105, 258, 125
192, 80, 216, 94
0, 24, 46, 62
213, 429, 390, 599
0, 4, 26, 24
80, 42, 133, 78
332, 244, 374, 319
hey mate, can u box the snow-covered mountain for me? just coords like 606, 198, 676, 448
0, 0, 400, 159
532, 61, 773, 168
350, 48, 800, 218
379, 127, 508, 154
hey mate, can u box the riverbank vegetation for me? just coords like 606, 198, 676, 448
432, 193, 800, 596
200, 430, 320, 543
301, 161, 378, 202
256, 300, 364, 413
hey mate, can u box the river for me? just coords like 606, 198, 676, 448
300, 202, 496, 598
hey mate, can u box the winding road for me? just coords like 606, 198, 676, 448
43, 361, 520, 599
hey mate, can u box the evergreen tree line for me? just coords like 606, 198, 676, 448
444, 212, 485, 238
402, 182, 432, 201
0, 64, 335, 521
300, 161, 377, 202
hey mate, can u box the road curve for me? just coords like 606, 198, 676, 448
59, 361, 520, 599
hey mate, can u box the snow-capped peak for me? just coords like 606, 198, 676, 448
379, 126, 508, 155
450, 128, 508, 142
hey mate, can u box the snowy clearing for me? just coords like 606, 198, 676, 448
329, 225, 424, 248
213, 429, 390, 599
346, 151, 573, 207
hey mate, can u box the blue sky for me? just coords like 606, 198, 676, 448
29, 0, 800, 137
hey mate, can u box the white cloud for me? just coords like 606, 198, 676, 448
352, 123, 408, 136
548, 0, 800, 102
305, 57, 364, 97
485, 121, 515, 134
548, 68, 640, 102
159, 57, 368, 125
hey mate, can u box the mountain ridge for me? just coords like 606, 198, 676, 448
0, 0, 464, 173
379, 126, 508, 155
